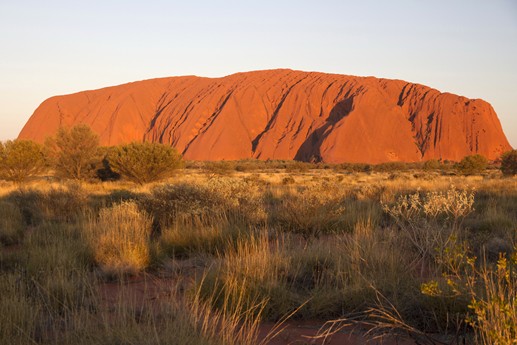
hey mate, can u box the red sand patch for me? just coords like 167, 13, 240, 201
96, 273, 417, 345
258, 321, 416, 345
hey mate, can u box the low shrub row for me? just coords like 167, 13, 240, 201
2, 125, 516, 184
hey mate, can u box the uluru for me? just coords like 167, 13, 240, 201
18, 69, 512, 163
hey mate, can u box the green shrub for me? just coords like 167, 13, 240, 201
423, 159, 441, 171
500, 150, 517, 176
0, 140, 45, 182
456, 154, 488, 175
108, 142, 183, 184
45, 124, 102, 180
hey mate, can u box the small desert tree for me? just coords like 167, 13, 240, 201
45, 124, 102, 180
108, 142, 183, 184
456, 154, 488, 175
500, 150, 517, 176
0, 140, 45, 183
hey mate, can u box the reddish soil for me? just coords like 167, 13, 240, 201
258, 321, 416, 345
97, 273, 177, 310
96, 273, 418, 345
19, 69, 511, 163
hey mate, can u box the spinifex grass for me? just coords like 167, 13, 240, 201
85, 201, 152, 276
0, 170, 515, 344
0, 200, 24, 245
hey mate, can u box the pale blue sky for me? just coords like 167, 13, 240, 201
1, 0, 516, 146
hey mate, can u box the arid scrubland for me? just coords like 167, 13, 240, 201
0, 166, 516, 344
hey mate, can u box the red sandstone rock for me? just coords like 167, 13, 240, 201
18, 69, 512, 163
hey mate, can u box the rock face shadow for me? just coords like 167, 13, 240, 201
294, 97, 354, 162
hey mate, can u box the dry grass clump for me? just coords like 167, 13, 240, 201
198, 231, 300, 320
20, 222, 95, 315
65, 283, 267, 345
198, 222, 419, 322
0, 200, 24, 245
344, 220, 414, 290
85, 201, 152, 276
383, 187, 475, 224
188, 280, 270, 345
145, 178, 266, 230
23, 223, 91, 273
353, 182, 393, 202
0, 269, 268, 345
144, 183, 227, 229
0, 273, 42, 344
1, 168, 516, 344
7, 182, 88, 224
465, 192, 517, 250
269, 183, 351, 239
0, 220, 95, 344
0, 210, 269, 345
382, 187, 475, 262
0, 264, 267, 345
159, 214, 247, 258
205, 177, 267, 223
321, 220, 421, 321
269, 181, 384, 238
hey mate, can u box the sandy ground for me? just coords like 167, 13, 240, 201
258, 321, 417, 345
97, 274, 417, 345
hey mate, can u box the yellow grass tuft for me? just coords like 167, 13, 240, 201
85, 201, 152, 276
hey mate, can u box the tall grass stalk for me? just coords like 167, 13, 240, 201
466, 252, 517, 345
85, 201, 152, 276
